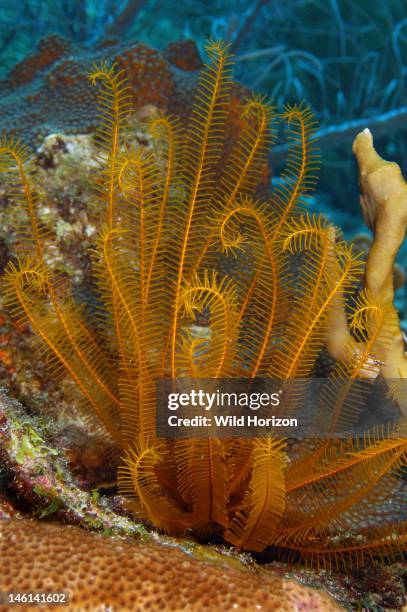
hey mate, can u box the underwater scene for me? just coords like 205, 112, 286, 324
0, 1, 406, 610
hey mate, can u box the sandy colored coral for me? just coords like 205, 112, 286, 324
0, 519, 342, 612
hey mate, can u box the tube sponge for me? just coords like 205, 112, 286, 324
353, 128, 407, 414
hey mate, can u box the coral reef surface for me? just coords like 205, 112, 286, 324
0, 518, 343, 611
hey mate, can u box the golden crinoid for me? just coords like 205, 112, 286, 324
1, 39, 406, 568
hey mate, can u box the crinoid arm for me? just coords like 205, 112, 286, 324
1, 137, 122, 443
225, 437, 286, 551
119, 443, 194, 535
2, 259, 121, 442
0, 136, 44, 258
276, 423, 407, 567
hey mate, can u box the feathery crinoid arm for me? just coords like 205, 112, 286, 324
88, 62, 163, 445
119, 442, 194, 535
225, 437, 287, 551
288, 291, 392, 481
146, 114, 189, 375
274, 424, 407, 568
89, 60, 135, 375
178, 99, 275, 289
285, 521, 407, 571
215, 105, 318, 371
2, 260, 121, 441
170, 270, 240, 527
89, 60, 134, 380
1, 134, 121, 443
178, 270, 239, 378
168, 40, 233, 377
269, 220, 363, 381
0, 136, 44, 259
318, 291, 389, 434
117, 149, 164, 330
217, 197, 281, 377
218, 97, 275, 204
97, 144, 173, 444
270, 102, 319, 238
148, 115, 183, 332
225, 439, 254, 506
94, 227, 143, 444
89, 61, 132, 230
174, 436, 229, 529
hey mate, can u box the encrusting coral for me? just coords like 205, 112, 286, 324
0, 34, 243, 148
0, 39, 406, 569
0, 519, 343, 612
